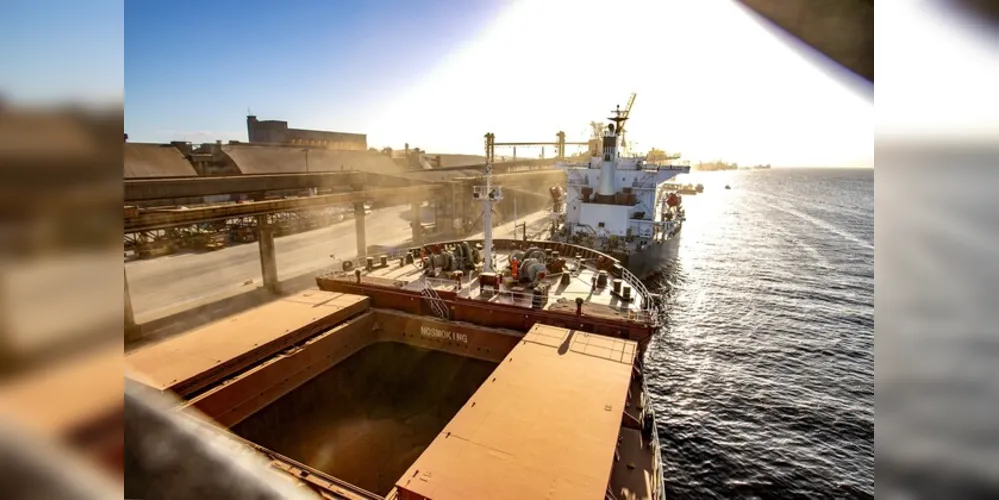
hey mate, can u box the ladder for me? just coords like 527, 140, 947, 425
420, 277, 450, 320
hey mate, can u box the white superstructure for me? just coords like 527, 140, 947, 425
552, 103, 689, 259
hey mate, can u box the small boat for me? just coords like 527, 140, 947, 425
725, 185, 731, 190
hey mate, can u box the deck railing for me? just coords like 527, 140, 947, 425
640, 360, 667, 500
616, 263, 661, 324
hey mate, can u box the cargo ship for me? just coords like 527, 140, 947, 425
551, 102, 690, 278
125, 160, 670, 500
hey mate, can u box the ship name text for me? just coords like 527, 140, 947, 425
420, 326, 469, 344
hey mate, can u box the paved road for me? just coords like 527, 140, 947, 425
126, 207, 552, 323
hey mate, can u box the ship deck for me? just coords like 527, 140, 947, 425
336, 248, 655, 325
392, 324, 638, 500
125, 289, 662, 499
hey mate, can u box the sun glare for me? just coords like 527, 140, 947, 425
367, 0, 872, 167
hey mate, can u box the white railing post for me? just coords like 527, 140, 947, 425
617, 264, 660, 326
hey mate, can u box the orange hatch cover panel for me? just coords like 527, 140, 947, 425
126, 291, 369, 397
394, 324, 638, 500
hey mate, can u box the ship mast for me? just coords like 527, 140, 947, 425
483, 162, 494, 272
480, 133, 503, 273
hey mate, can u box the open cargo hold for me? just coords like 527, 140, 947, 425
232, 342, 495, 495
125, 290, 520, 498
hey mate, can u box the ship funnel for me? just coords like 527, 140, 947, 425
597, 124, 618, 197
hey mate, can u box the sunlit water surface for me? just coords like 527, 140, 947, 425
647, 168, 874, 499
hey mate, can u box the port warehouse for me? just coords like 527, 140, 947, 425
124, 138, 563, 259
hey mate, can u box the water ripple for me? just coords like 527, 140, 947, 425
648, 169, 874, 499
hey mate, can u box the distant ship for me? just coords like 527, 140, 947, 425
550, 102, 690, 279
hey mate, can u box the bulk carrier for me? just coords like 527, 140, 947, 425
125, 123, 671, 500
551, 97, 690, 278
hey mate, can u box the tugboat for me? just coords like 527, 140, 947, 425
551, 97, 690, 279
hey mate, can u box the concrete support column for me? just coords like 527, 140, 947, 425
256, 215, 279, 294
434, 200, 441, 234
125, 270, 140, 342
439, 185, 456, 239
354, 202, 367, 258
512, 192, 518, 237
411, 202, 423, 247
436, 181, 463, 239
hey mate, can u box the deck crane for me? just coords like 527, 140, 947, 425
617, 92, 637, 153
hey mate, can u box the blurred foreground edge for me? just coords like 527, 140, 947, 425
0, 342, 121, 499
123, 378, 319, 500
735, 0, 873, 84
0, 369, 319, 499
0, 420, 119, 499
0, 104, 121, 371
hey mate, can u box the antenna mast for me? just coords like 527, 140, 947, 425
478, 133, 503, 273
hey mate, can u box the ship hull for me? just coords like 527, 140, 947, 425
616, 231, 681, 280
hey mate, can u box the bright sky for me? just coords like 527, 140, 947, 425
0, 0, 122, 104
120, 0, 876, 167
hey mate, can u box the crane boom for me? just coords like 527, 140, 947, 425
619, 92, 637, 151
623, 92, 636, 119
